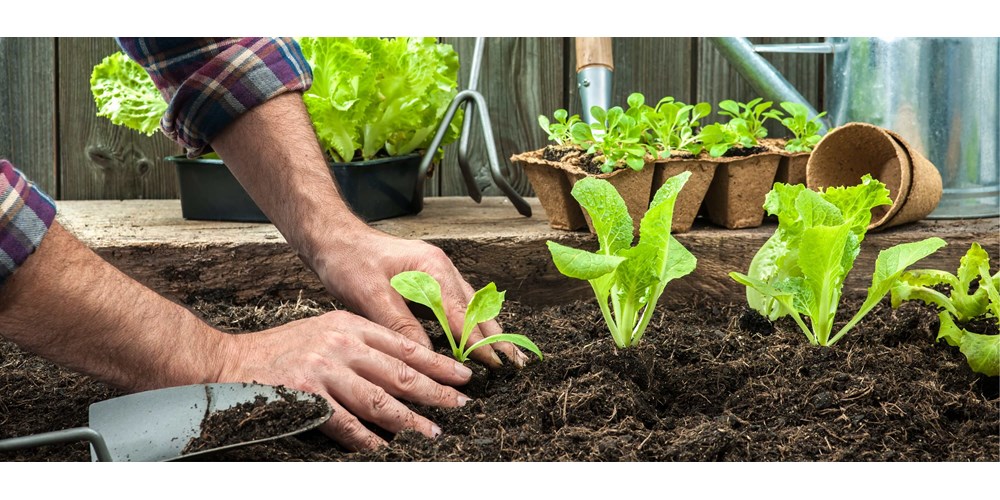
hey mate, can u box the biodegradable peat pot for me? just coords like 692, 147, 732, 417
702, 149, 781, 229
776, 152, 809, 186
652, 157, 718, 233
806, 122, 942, 230
168, 153, 424, 223
566, 161, 655, 235
511, 149, 587, 231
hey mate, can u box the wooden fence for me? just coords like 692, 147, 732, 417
0, 37, 822, 201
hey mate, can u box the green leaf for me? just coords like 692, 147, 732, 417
819, 174, 892, 236
464, 333, 543, 362
832, 237, 947, 345
937, 313, 999, 377
570, 177, 634, 255
390, 271, 456, 355
90, 52, 167, 136
461, 283, 505, 352
546, 241, 625, 280
798, 224, 853, 345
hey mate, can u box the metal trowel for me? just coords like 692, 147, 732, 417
0, 382, 332, 462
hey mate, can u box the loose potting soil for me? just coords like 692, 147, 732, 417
1, 294, 996, 462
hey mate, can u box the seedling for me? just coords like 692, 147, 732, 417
570, 97, 657, 173
731, 176, 946, 346
538, 109, 583, 146
779, 102, 826, 153
645, 97, 711, 157
718, 98, 783, 143
390, 271, 543, 363
891, 243, 999, 376
547, 172, 697, 348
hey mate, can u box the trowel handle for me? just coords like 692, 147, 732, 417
575, 37, 614, 71
0, 427, 112, 462
575, 38, 614, 124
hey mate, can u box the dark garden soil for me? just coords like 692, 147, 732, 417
1, 293, 996, 462
543, 145, 607, 175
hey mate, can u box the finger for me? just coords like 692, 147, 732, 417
328, 373, 442, 440
317, 395, 388, 451
352, 349, 471, 408
472, 318, 531, 369
364, 293, 434, 350
360, 322, 474, 387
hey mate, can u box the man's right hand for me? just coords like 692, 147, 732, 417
215, 309, 473, 451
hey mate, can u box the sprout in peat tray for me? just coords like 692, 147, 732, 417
570, 98, 657, 173
779, 101, 826, 153
645, 96, 711, 158
730, 175, 946, 346
390, 271, 542, 363
538, 108, 583, 146
546, 171, 698, 348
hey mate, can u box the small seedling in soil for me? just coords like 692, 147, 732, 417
891, 243, 1000, 376
645, 96, 711, 158
390, 271, 543, 363
731, 175, 946, 346
779, 101, 826, 153
547, 171, 697, 348
699, 98, 782, 157
538, 109, 582, 146
570, 95, 657, 173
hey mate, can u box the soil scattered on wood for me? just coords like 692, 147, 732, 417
1, 293, 996, 462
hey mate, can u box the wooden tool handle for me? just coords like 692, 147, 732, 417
575, 38, 614, 72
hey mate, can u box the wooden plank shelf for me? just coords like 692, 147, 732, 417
57, 198, 1000, 307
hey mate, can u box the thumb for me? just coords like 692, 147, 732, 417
364, 295, 434, 350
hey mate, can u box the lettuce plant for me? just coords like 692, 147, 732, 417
779, 102, 826, 153
718, 98, 782, 143
645, 97, 711, 157
731, 176, 946, 346
390, 271, 542, 363
570, 98, 657, 173
300, 37, 461, 162
891, 243, 999, 376
90, 52, 167, 137
547, 172, 697, 348
538, 109, 583, 146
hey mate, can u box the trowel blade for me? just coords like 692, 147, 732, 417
88, 382, 331, 462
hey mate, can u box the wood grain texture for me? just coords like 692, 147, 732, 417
567, 38, 694, 117
575, 38, 614, 70
697, 37, 823, 138
56, 198, 999, 308
439, 37, 565, 198
57, 37, 181, 200
0, 38, 57, 194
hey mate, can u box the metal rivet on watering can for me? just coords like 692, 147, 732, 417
710, 37, 1000, 219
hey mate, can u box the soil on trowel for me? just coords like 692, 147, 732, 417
1, 293, 997, 462
181, 385, 329, 457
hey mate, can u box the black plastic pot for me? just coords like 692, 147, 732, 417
167, 154, 424, 223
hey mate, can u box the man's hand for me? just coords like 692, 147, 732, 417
210, 92, 528, 368
311, 230, 530, 369
217, 309, 473, 451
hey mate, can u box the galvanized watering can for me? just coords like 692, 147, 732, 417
710, 37, 999, 219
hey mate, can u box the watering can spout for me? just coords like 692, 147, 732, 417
708, 37, 832, 133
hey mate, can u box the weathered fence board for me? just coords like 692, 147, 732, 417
3, 37, 825, 200
0, 37, 58, 195
57, 37, 181, 200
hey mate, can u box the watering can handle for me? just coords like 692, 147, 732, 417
708, 37, 832, 133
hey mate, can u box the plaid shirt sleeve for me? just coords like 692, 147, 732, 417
0, 160, 57, 286
116, 37, 313, 157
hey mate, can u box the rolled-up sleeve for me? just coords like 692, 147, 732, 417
116, 37, 313, 157
0, 160, 56, 286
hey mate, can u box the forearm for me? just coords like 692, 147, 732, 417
209, 92, 371, 278
0, 222, 230, 392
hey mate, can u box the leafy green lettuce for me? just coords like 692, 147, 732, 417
299, 37, 461, 162
731, 176, 946, 346
547, 172, 697, 347
892, 243, 999, 376
90, 52, 167, 137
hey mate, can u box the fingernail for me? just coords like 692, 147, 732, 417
454, 363, 473, 379
431, 424, 442, 438
491, 351, 504, 366
457, 394, 472, 407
